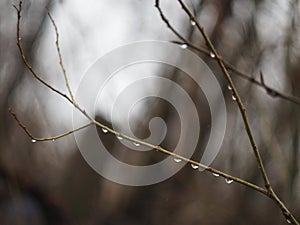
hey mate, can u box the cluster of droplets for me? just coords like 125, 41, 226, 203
227, 84, 237, 101
212, 172, 234, 184
102, 128, 234, 185
173, 157, 199, 170
101, 128, 142, 147
172, 157, 234, 184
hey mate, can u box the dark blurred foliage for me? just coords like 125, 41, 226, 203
0, 0, 299, 225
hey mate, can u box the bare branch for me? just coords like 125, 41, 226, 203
8, 108, 93, 141
176, 0, 270, 188
155, 1, 300, 106
46, 7, 75, 103
10, 0, 271, 197
172, 0, 299, 223
11, 1, 299, 224
13, 1, 74, 105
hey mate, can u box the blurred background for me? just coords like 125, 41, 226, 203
0, 0, 300, 224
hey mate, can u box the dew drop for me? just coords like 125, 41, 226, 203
101, 128, 108, 134
191, 164, 199, 169
174, 158, 182, 163
181, 44, 188, 49
52, 139, 55, 142
133, 142, 140, 147
287, 219, 291, 224
210, 51, 215, 58
225, 178, 233, 184
212, 173, 220, 177
117, 135, 123, 140
18, 37, 22, 41
228, 85, 232, 90
31, 139, 37, 143
231, 94, 237, 101
190, 20, 196, 26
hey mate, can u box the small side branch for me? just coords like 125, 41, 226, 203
9, 108, 93, 141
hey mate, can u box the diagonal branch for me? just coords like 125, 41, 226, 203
154, 0, 300, 106
177, 0, 270, 189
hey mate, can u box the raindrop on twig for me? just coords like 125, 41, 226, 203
225, 178, 234, 184
101, 128, 108, 134
191, 164, 199, 169
231, 94, 237, 101
181, 44, 188, 49
116, 135, 123, 140
133, 142, 140, 147
174, 158, 182, 163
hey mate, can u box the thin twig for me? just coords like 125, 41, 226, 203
13, 1, 96, 124
174, 40, 300, 106
46, 7, 75, 103
13, 1, 74, 106
8, 108, 93, 141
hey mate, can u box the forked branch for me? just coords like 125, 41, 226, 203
10, 1, 299, 224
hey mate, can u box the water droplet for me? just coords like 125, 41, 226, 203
174, 158, 182, 163
31, 139, 36, 143
191, 164, 199, 169
181, 44, 188, 49
228, 85, 232, 90
101, 128, 108, 134
210, 51, 215, 58
190, 20, 196, 26
52, 139, 55, 142
133, 142, 140, 147
18, 37, 22, 41
225, 178, 233, 184
287, 219, 291, 224
231, 94, 237, 101
212, 173, 220, 177
117, 135, 123, 140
